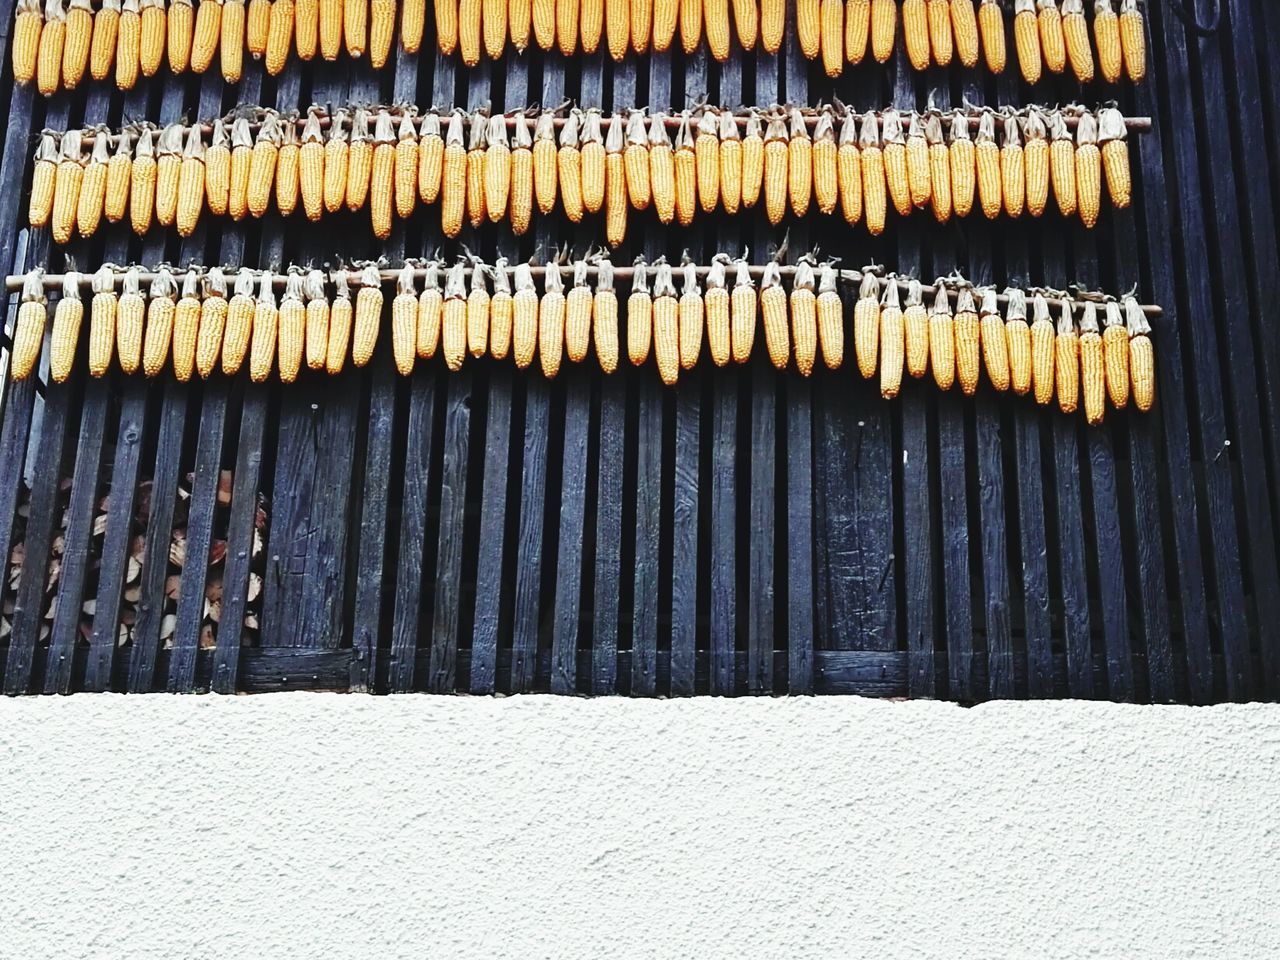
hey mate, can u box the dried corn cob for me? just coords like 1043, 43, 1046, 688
903, 278, 929, 378
485, 113, 511, 225
951, 0, 978, 67
90, 0, 120, 80
539, 258, 566, 378
838, 110, 862, 225
975, 109, 1002, 220
369, 0, 394, 66
902, 0, 928, 71
436, 0, 458, 54
559, 110, 585, 224
277, 268, 306, 383
566, 258, 592, 363
246, 0, 269, 57
630, 0, 650, 51
623, 110, 651, 211
247, 270, 278, 382
63, 0, 92, 89
13, 0, 43, 86
763, 111, 788, 226
142, 265, 178, 377
418, 110, 443, 205
978, 0, 1004, 73
533, 111, 559, 215
172, 268, 202, 383
813, 107, 838, 215
196, 267, 228, 378
325, 268, 352, 374
168, 0, 198, 76
606, 0, 629, 59
731, 255, 756, 363
882, 109, 912, 218
652, 258, 680, 384
712, 110, 740, 217
1013, 0, 1040, 84
1047, 109, 1076, 217
1125, 294, 1154, 412
153, 122, 183, 230
556, 0, 581, 55
345, 107, 373, 214
266, 0, 295, 75
879, 278, 904, 398
304, 268, 330, 370
787, 106, 813, 219
816, 260, 843, 369
177, 124, 207, 237
1075, 109, 1102, 228
533, 0, 555, 49
467, 258, 491, 359
11, 271, 47, 380
696, 108, 721, 214
732, 0, 754, 49
820, 0, 842, 76
345, 0, 368, 56
845, 0, 868, 63
297, 0, 318, 56
703, 0, 727, 59
513, 261, 539, 368
1005, 287, 1031, 395
674, 112, 697, 226
459, 0, 481, 63
117, 0, 142, 88
790, 257, 818, 376
861, 111, 887, 236
248, 112, 282, 220
52, 128, 84, 245
491, 258, 514, 360
130, 125, 157, 235
979, 286, 1009, 391
1094, 0, 1121, 83
140, 0, 166, 76
926, 112, 951, 224
417, 260, 443, 359
45, 281, 81, 388
1119, 0, 1144, 82
220, 0, 244, 80
849, 272, 878, 376
905, 111, 931, 209
954, 284, 980, 395
1037, 0, 1064, 73
1055, 297, 1078, 414
29, 131, 57, 230
299, 110, 325, 221
443, 264, 472, 369
761, 0, 782, 53
102, 130, 133, 228
1061, 0, 1092, 82
760, 257, 789, 371
1023, 107, 1049, 218
510, 112, 534, 236
605, 114, 628, 247
870, 0, 895, 62
352, 263, 383, 368
38, 0, 67, 96
1000, 110, 1025, 219
227, 116, 252, 222
1098, 106, 1131, 209
928, 284, 954, 390
400, 0, 424, 50
678, 256, 703, 370
441, 110, 467, 237
1102, 298, 1128, 408
222, 269, 255, 375
117, 266, 145, 375
581, 109, 606, 215
704, 254, 731, 367
68, 131, 105, 239
627, 260, 654, 361
369, 109, 396, 239
205, 118, 230, 218
1029, 291, 1055, 405
1079, 301, 1104, 424
740, 110, 764, 211
89, 264, 118, 377
592, 256, 619, 372
582, 0, 603, 52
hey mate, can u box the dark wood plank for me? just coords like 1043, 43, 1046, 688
427, 369, 473, 693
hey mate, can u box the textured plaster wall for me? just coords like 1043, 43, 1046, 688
1, 696, 1277, 960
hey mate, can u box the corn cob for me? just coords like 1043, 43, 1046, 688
882, 109, 912, 218
951, 0, 978, 66
790, 257, 817, 376
368, 0, 393, 65
196, 267, 228, 378
345, 0, 368, 55
490, 258, 514, 360
1094, 0, 1120, 83
479, 113, 510, 225
1061, 0, 1092, 82
441, 111, 467, 237
870, 0, 894, 62
1125, 295, 1154, 412
130, 125, 157, 236
399, 0, 424, 50
559, 110, 585, 224
43, 278, 79, 392
763, 111, 789, 226
814, 260, 843, 369
352, 263, 383, 369
510, 112, 534, 236
928, 284, 954, 390
369, 109, 396, 240
925, 112, 951, 224
556, 0, 580, 55
1055, 297, 1078, 414
246, 0, 269, 57
1047, 109, 1076, 217
1075, 109, 1102, 228
220, 0, 244, 80
142, 0, 168, 75
299, 110, 325, 222
574, 256, 614, 373
325, 268, 352, 374
902, 0, 928, 71
820, 0, 842, 76
1004, 287, 1031, 395
141, 265, 177, 377
89, 265, 118, 377
1119, 0, 1144, 82
861, 111, 887, 236
903, 278, 929, 378
731, 255, 756, 363
345, 108, 373, 214
566, 259, 592, 363
1000, 111, 1025, 219
205, 118, 230, 218
837, 111, 862, 225
277, 269, 306, 383
606, 0, 629, 59
627, 257, 654, 366
165, 0, 197, 76
740, 110, 764, 210
247, 271, 278, 383
1029, 292, 1055, 405
878, 278, 904, 397
533, 0, 555, 49
580, 110, 606, 216
52, 129, 85, 246
1013, 0, 1040, 83
975, 109, 1002, 221
90, 0, 120, 80
978, 286, 1009, 391
954, 284, 980, 395
760, 0, 782, 52
459, 0, 481, 63
62, 0, 92, 89
38, 0, 67, 95
1023, 108, 1049, 218
677, 256, 703, 370
1079, 301, 1104, 424
13, 0, 43, 86
172, 268, 201, 383
29, 132, 57, 229
1037, 0, 1064, 73
813, 108, 838, 216
152, 122, 183, 230
249, 112, 282, 220
116, 266, 145, 375
222, 269, 256, 375
176, 125, 207, 237
227, 117, 252, 222
905, 111, 931, 209
191, 0, 221, 71
704, 254, 731, 367
11, 271, 48, 380
304, 268, 329, 370
630, 0, 650, 50
700, 0, 726, 59
418, 111, 443, 206
513, 262, 539, 368
483, 0, 509, 59
730, 0, 753, 49
1098, 106, 1131, 210
845, 0, 868, 63
787, 107, 814, 219
116, 0, 142, 88
436, 0, 458, 53
978, 0, 1004, 72
695, 108, 721, 214
622, 110, 651, 212
417, 261, 443, 359
605, 114, 628, 247
266, 0, 295, 75
296, 0, 318, 56
582, 0, 603, 52
674, 112, 697, 227
652, 259, 680, 384
539, 258, 566, 378
1101, 298, 1128, 408
760, 258, 789, 371
795, 0, 818, 60
318, 0, 341, 55
533, 111, 559, 216
97, 132, 131, 231
467, 258, 491, 359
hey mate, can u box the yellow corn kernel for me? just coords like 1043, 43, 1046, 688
1048, 109, 1076, 217
816, 260, 844, 369
246, 0, 269, 56
623, 110, 651, 211
730, 257, 756, 364
592, 258, 619, 373
368, 0, 394, 65
539, 260, 567, 379
196, 267, 229, 378
705, 0, 729, 60
90, 0, 120, 80
630, 0, 650, 51
928, 284, 955, 390
790, 258, 818, 377
266, 0, 294, 75
565, 259, 593, 363
172, 269, 202, 383
344, 0, 367, 56
415, 261, 443, 359
651, 259, 680, 384
483, 113, 512, 225
390, 263, 417, 376
719, 111, 744, 212
139, 0, 167, 75
760, 0, 782, 53
89, 265, 118, 377
581, 0, 603, 52
532, 0, 554, 49
417, 111, 443, 205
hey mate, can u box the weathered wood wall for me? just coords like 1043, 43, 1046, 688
1, 0, 1277, 700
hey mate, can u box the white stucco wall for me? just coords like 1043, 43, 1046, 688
1, 695, 1277, 959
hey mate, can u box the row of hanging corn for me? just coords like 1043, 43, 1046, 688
11, 0, 1146, 95
28, 102, 1133, 247
6, 259, 1153, 424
